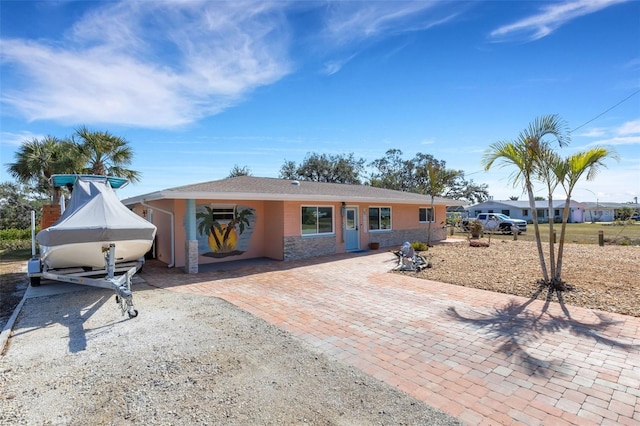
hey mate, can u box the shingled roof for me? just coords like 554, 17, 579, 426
123, 176, 465, 206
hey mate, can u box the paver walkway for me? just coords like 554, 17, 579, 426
143, 252, 640, 426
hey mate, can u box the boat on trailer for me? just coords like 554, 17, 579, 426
27, 174, 157, 318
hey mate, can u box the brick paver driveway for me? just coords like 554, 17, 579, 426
144, 251, 640, 426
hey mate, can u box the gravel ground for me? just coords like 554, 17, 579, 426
1, 240, 637, 425
0, 280, 459, 425
408, 239, 640, 318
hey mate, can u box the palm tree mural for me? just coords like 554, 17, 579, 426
196, 205, 254, 257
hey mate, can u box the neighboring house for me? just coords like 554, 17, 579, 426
122, 176, 465, 273
581, 202, 638, 222
464, 199, 587, 224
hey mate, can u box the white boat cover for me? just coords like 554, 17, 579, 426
37, 176, 156, 247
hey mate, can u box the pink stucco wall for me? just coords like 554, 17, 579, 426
136, 199, 448, 268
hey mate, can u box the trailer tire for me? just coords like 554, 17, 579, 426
30, 276, 41, 287
128, 309, 138, 319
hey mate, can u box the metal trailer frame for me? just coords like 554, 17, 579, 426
27, 244, 142, 319
27, 210, 143, 319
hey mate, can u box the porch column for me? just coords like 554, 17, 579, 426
184, 199, 198, 274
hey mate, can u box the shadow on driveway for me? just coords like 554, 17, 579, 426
447, 284, 640, 377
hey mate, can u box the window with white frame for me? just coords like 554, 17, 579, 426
419, 207, 434, 223
301, 206, 333, 235
369, 207, 391, 230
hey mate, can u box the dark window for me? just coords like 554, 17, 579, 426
419, 207, 433, 222
369, 207, 391, 230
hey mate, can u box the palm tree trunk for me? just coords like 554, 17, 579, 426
555, 196, 573, 282
223, 220, 236, 242
427, 196, 434, 247
52, 186, 62, 205
210, 226, 222, 249
547, 197, 556, 280
527, 183, 549, 282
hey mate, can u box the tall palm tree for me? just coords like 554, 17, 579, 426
553, 147, 618, 284
74, 126, 140, 182
482, 115, 570, 284
6, 136, 83, 203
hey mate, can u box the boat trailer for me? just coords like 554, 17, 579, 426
28, 244, 142, 319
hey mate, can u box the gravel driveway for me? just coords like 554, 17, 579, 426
1, 277, 459, 425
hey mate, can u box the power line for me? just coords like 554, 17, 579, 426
460, 89, 640, 178
570, 88, 640, 133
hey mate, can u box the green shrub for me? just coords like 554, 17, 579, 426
0, 228, 35, 251
411, 241, 428, 251
0, 239, 33, 251
0, 228, 34, 241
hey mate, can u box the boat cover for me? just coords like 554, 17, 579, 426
37, 176, 156, 247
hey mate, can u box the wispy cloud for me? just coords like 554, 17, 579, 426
490, 0, 628, 42
1, 0, 467, 128
582, 118, 640, 146
322, 54, 358, 76
616, 118, 640, 135
577, 127, 608, 138
319, 1, 465, 72
0, 131, 45, 146
1, 1, 293, 128
590, 136, 640, 146
324, 1, 458, 45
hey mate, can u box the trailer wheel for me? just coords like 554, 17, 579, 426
115, 295, 120, 304
30, 276, 41, 287
128, 309, 138, 319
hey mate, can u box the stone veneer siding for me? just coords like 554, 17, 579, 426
282, 227, 446, 261
284, 235, 336, 261
369, 227, 447, 249
185, 240, 199, 274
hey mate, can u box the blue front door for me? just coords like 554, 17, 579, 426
345, 207, 359, 251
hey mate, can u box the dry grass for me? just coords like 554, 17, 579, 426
406, 239, 640, 317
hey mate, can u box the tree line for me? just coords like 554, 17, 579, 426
2, 126, 139, 228
2, 114, 623, 297
3, 127, 488, 229
6, 126, 138, 203
231, 150, 489, 204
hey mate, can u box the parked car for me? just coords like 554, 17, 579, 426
462, 213, 527, 234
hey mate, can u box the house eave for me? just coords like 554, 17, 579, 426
123, 190, 466, 207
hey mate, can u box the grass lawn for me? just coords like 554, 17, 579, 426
453, 222, 640, 245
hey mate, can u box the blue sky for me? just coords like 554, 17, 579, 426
1, 0, 638, 204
